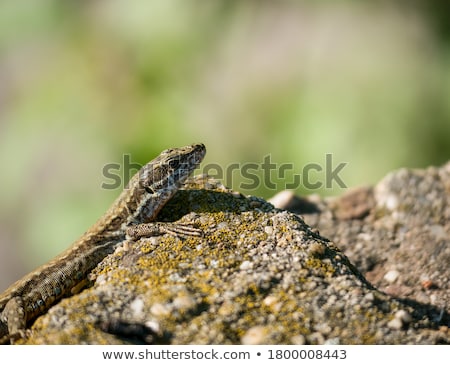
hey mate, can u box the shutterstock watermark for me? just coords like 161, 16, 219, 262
101, 154, 347, 191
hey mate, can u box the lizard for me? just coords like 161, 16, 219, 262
0, 143, 206, 344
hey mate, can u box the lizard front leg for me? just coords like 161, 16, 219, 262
126, 222, 203, 240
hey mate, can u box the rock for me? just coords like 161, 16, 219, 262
289, 161, 450, 339
20, 173, 449, 344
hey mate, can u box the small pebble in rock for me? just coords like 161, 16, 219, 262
144, 320, 161, 334
324, 337, 340, 345
395, 309, 412, 324
314, 323, 332, 335
210, 259, 219, 268
263, 295, 282, 313
130, 298, 144, 317
239, 260, 252, 270
363, 292, 375, 303
241, 326, 268, 345
95, 274, 107, 285
218, 301, 237, 316
305, 281, 317, 291
384, 270, 400, 283
217, 222, 229, 230
263, 295, 277, 306
383, 194, 399, 211
150, 303, 171, 317
421, 280, 435, 290
387, 318, 403, 330
429, 294, 437, 305
173, 294, 196, 311
291, 335, 306, 345
326, 295, 337, 305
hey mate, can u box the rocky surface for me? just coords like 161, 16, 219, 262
21, 167, 449, 344
270, 163, 449, 327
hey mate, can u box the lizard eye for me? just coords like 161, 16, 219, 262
144, 186, 155, 194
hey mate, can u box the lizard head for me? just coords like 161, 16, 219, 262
123, 143, 206, 225
141, 143, 206, 192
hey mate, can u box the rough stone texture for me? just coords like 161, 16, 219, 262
271, 162, 450, 339
20, 168, 449, 344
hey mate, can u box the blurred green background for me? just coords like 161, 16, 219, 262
1, 0, 449, 289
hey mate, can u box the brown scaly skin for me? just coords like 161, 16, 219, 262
0, 143, 206, 344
